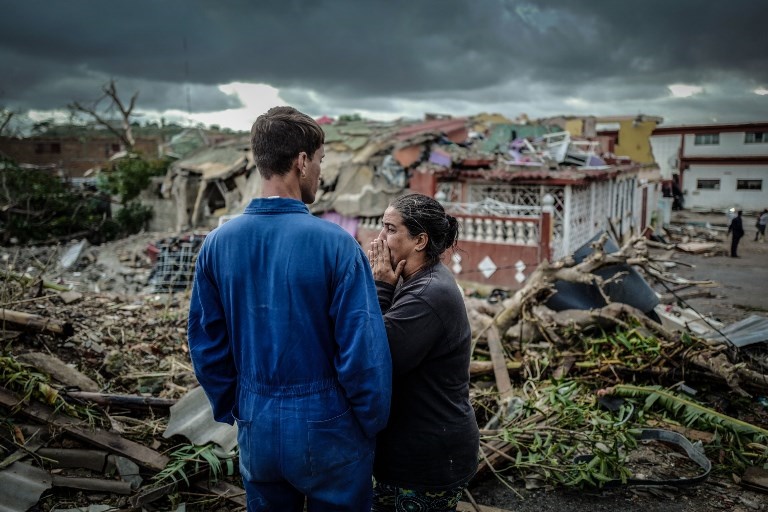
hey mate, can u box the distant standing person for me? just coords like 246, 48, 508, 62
671, 176, 684, 211
728, 209, 745, 257
368, 193, 479, 512
755, 209, 768, 242
188, 106, 392, 511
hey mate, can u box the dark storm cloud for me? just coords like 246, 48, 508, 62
556, 0, 768, 82
0, 0, 766, 121
0, 45, 242, 114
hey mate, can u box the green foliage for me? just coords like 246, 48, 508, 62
153, 442, 237, 487
338, 113, 362, 122
0, 155, 159, 244
116, 201, 153, 235
610, 384, 768, 468
580, 327, 662, 369
98, 154, 170, 204
0, 355, 101, 425
485, 380, 640, 488
0, 157, 106, 243
479, 326, 767, 488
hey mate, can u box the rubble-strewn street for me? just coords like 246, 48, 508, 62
1, 211, 767, 511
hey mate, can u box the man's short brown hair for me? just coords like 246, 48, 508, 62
251, 106, 325, 179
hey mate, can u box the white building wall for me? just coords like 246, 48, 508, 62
682, 164, 768, 212
650, 134, 682, 180
684, 132, 768, 157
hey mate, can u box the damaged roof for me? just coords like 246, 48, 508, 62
446, 164, 627, 185
170, 137, 251, 181
309, 117, 470, 217
165, 113, 646, 225
160, 128, 211, 160
478, 123, 561, 154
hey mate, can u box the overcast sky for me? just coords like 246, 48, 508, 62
1, 0, 767, 131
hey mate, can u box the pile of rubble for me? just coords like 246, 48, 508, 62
1, 232, 767, 511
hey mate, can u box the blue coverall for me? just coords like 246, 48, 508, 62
188, 198, 392, 511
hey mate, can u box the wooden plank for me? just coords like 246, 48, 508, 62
0, 387, 169, 471
477, 325, 518, 478
485, 326, 512, 399
476, 438, 515, 478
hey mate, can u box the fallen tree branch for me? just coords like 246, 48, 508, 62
62, 391, 177, 410
0, 308, 73, 337
470, 360, 522, 377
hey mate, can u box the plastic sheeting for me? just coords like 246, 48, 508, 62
545, 232, 660, 316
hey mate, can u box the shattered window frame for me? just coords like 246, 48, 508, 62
696, 179, 720, 190
736, 179, 762, 191
693, 133, 720, 145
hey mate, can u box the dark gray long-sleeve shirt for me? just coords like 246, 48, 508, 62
373, 262, 479, 491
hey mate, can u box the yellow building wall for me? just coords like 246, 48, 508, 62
564, 119, 583, 136
614, 120, 658, 164
472, 112, 513, 132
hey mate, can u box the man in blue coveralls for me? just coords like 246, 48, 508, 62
188, 106, 392, 511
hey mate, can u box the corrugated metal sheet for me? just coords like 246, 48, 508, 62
164, 386, 238, 453
704, 315, 768, 347
0, 462, 51, 512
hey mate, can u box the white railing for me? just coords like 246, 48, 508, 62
357, 213, 540, 246
358, 216, 382, 232
456, 215, 540, 245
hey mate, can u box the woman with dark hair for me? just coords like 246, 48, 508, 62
368, 193, 479, 511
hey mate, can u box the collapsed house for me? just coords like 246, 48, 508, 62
160, 114, 662, 290
162, 138, 253, 232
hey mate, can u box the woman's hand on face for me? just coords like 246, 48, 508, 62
368, 238, 405, 286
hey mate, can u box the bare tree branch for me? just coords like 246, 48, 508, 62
0, 109, 14, 136
103, 80, 137, 149
68, 79, 137, 151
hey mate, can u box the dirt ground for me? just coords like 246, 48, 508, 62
466, 211, 768, 511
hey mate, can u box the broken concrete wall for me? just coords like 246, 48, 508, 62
139, 176, 178, 232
